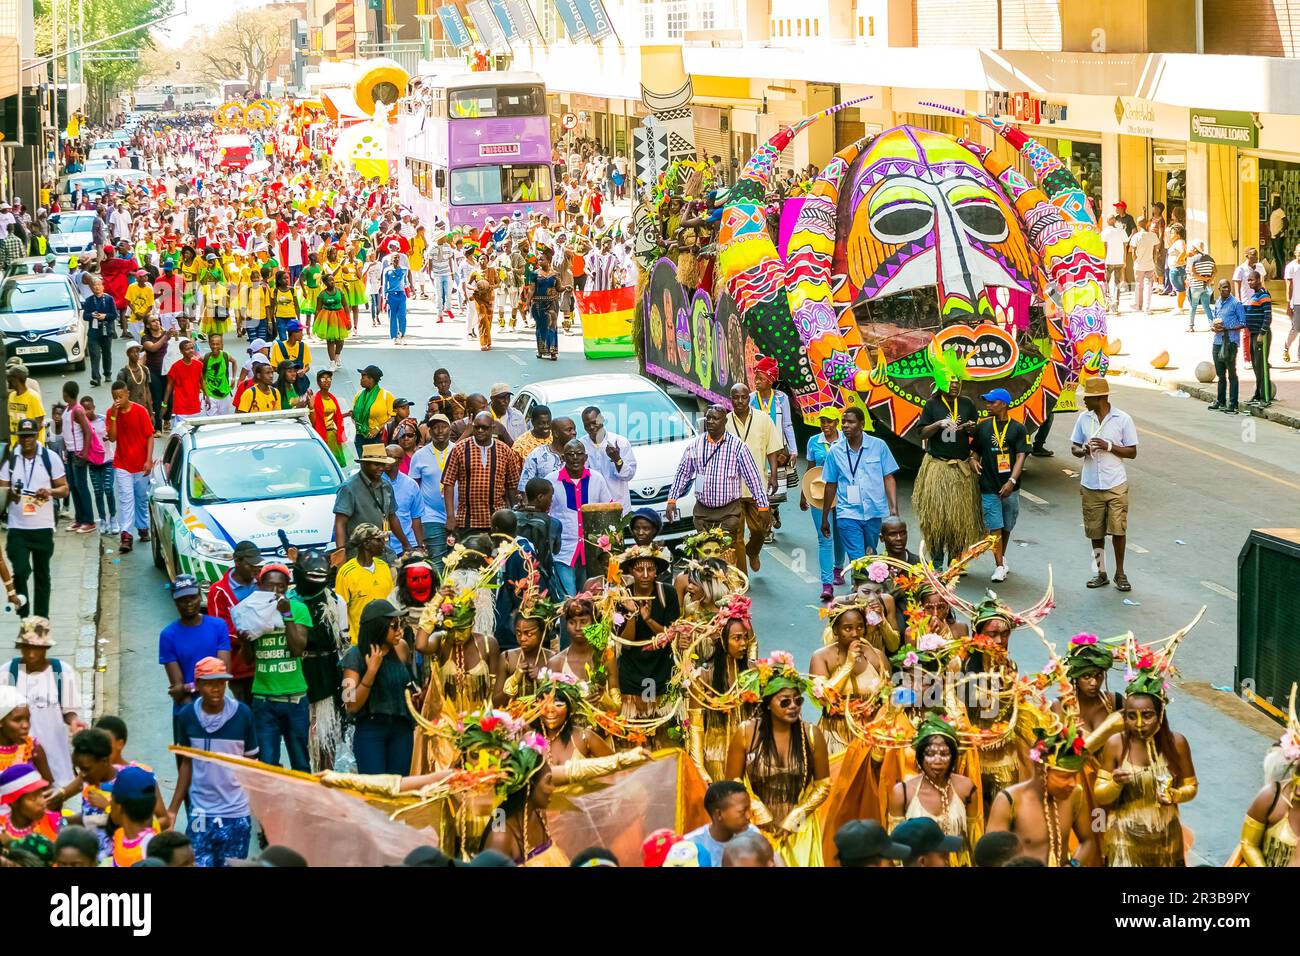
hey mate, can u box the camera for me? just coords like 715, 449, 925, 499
10, 480, 23, 496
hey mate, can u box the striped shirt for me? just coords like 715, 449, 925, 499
668, 432, 770, 509
1243, 287, 1273, 333
1187, 253, 1216, 293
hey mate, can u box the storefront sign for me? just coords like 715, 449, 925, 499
984, 92, 1068, 126
437, 5, 473, 50
480, 142, 521, 157
1189, 108, 1258, 148
1114, 97, 1158, 137
550, 0, 589, 41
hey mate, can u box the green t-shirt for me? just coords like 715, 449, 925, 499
251, 597, 311, 696
300, 264, 322, 289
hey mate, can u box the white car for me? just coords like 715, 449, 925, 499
0, 274, 86, 370
47, 211, 99, 257
149, 410, 346, 586
514, 373, 698, 543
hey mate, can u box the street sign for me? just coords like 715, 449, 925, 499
561, 112, 578, 130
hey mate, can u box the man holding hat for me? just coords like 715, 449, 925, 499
833, 819, 910, 867
334, 443, 409, 561
0, 417, 68, 615
1070, 376, 1138, 592
970, 387, 1030, 583
169, 656, 259, 867
0, 617, 82, 787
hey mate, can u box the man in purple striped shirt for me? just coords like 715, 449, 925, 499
666, 405, 770, 567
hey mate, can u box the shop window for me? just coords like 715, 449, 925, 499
697, 0, 716, 29
641, 0, 655, 38
1259, 159, 1300, 276
665, 0, 687, 37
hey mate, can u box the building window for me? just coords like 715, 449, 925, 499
642, 0, 655, 38
665, 0, 687, 38
697, 0, 716, 29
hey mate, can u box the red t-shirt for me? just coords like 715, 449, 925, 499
108, 402, 154, 473
167, 359, 203, 416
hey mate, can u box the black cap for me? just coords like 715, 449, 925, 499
630, 507, 663, 532
834, 820, 910, 865
891, 818, 964, 861
392, 397, 412, 408
359, 598, 402, 626
15, 418, 39, 436
358, 365, 383, 381
233, 540, 262, 563
468, 849, 516, 867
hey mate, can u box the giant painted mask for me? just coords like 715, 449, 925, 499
718, 105, 1107, 443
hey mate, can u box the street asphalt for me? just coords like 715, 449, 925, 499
76, 291, 1295, 865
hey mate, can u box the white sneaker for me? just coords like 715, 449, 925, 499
991, 565, 1009, 582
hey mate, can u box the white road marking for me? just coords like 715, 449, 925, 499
1129, 544, 1149, 554
1019, 489, 1048, 505
507, 353, 526, 366
763, 545, 821, 584
1201, 580, 1238, 601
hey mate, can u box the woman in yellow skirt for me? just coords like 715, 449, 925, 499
312, 274, 350, 369
296, 251, 323, 324
340, 247, 366, 332
270, 270, 300, 341
198, 252, 230, 337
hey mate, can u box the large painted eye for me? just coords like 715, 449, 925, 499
870, 201, 934, 245
954, 198, 1008, 242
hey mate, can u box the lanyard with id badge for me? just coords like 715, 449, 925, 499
991, 419, 1012, 476
842, 444, 865, 505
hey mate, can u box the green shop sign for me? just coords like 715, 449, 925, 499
1189, 109, 1258, 148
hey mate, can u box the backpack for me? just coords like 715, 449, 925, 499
4, 444, 54, 484
8, 657, 62, 696
513, 507, 554, 571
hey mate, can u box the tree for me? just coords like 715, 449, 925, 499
193, 7, 297, 92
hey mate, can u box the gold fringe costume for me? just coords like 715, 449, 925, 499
1095, 753, 1191, 867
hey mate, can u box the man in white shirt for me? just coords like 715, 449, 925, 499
0, 617, 83, 787
110, 203, 133, 243
579, 405, 636, 511
548, 440, 616, 597
1069, 377, 1139, 593
1284, 244, 1300, 363
1099, 215, 1128, 313
1233, 246, 1269, 299
1128, 219, 1160, 314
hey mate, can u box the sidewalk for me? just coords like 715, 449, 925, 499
1103, 287, 1300, 429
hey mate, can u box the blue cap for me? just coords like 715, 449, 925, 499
286, 320, 302, 333
170, 574, 200, 599
112, 766, 157, 804
630, 507, 662, 531
980, 387, 1013, 404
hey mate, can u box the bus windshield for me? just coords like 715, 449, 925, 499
449, 85, 544, 119
449, 164, 553, 205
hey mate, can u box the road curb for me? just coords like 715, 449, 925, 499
92, 542, 121, 720
1114, 365, 1300, 430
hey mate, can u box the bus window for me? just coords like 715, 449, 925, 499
449, 164, 552, 205
449, 85, 543, 119
505, 165, 552, 202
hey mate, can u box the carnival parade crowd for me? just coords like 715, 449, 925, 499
0, 103, 1291, 874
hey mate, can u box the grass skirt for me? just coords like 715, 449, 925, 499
912, 455, 984, 562
312, 307, 351, 342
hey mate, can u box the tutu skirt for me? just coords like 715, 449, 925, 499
345, 280, 366, 307
312, 307, 351, 342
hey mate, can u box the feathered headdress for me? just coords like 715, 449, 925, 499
928, 343, 973, 393
919, 564, 1056, 630
1117, 607, 1205, 702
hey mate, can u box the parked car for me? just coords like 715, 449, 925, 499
513, 373, 698, 543
0, 274, 86, 370
4, 255, 73, 279
46, 211, 98, 257
149, 410, 346, 585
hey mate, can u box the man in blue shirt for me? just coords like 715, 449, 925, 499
819, 406, 899, 569
382, 443, 425, 555
159, 574, 232, 743
1210, 278, 1246, 414
1241, 269, 1275, 407
407, 414, 454, 571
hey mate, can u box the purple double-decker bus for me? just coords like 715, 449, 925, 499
396, 71, 554, 232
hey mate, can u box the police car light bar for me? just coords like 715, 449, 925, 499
175, 408, 311, 430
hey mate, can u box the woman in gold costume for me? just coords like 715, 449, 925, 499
685, 604, 755, 783
414, 587, 502, 719
724, 651, 831, 867
886, 711, 980, 866
1094, 639, 1198, 867
1236, 685, 1300, 867
497, 584, 562, 706
809, 600, 889, 755
547, 595, 619, 708
520, 669, 650, 784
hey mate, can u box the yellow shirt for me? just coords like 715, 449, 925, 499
271, 339, 312, 370
273, 289, 298, 319
124, 284, 155, 318
726, 409, 783, 499
181, 259, 202, 285
237, 386, 280, 413
334, 557, 395, 643
7, 389, 44, 446
357, 388, 395, 438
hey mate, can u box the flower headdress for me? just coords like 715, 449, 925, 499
890, 632, 956, 671
736, 651, 811, 703
1117, 607, 1205, 702
1028, 718, 1087, 772
681, 527, 732, 560
524, 668, 590, 711
848, 557, 893, 586
419, 586, 478, 632
453, 709, 549, 800
419, 539, 521, 633
516, 554, 562, 625
918, 560, 1056, 630
1064, 632, 1121, 681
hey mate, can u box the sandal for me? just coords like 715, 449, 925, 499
1086, 572, 1109, 589
1114, 574, 1132, 592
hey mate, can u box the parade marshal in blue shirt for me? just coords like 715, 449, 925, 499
819, 406, 899, 560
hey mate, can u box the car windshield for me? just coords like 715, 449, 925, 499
188, 438, 340, 504
543, 390, 694, 447
0, 281, 75, 313
51, 214, 95, 234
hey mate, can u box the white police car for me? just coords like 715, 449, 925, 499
148, 409, 346, 585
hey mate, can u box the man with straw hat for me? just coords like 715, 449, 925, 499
0, 617, 83, 788
1069, 376, 1138, 593
333, 443, 409, 562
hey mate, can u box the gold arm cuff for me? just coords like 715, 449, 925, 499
686, 706, 710, 783
1082, 710, 1124, 754
826, 661, 856, 694
778, 777, 832, 833
319, 771, 403, 798
1239, 816, 1267, 867
1093, 768, 1121, 806
503, 669, 522, 698
1168, 777, 1198, 805
560, 751, 646, 784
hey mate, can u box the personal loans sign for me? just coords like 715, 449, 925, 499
1189, 109, 1258, 148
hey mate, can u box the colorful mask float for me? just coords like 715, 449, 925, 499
712, 102, 1107, 441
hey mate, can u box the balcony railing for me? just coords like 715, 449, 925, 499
358, 38, 462, 73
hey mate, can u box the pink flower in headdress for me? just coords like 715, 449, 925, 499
1070, 633, 1098, 646
440, 602, 454, 616
1028, 741, 1046, 764
1280, 731, 1300, 763
721, 596, 753, 623
902, 651, 919, 668
867, 561, 890, 584
769, 650, 796, 669
1123, 667, 1137, 684
917, 633, 945, 652
597, 534, 611, 551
